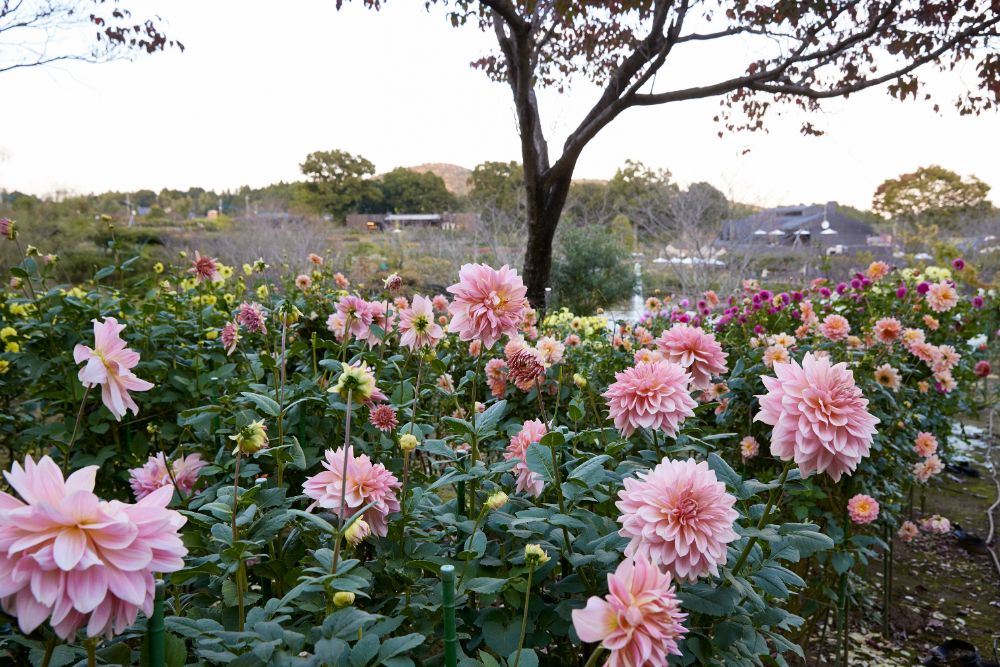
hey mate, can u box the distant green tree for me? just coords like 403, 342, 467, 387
550, 225, 634, 314
607, 160, 678, 234
468, 161, 524, 220
299, 149, 383, 221
380, 168, 454, 213
872, 165, 993, 231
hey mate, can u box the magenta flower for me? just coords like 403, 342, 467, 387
73, 318, 154, 421
503, 419, 547, 497
603, 361, 697, 438
655, 324, 728, 390
0, 456, 186, 640
755, 352, 879, 481
571, 557, 687, 666
303, 446, 401, 537
446, 263, 527, 348
128, 452, 205, 500
974, 360, 991, 377
616, 457, 738, 581
847, 494, 879, 524
398, 295, 444, 350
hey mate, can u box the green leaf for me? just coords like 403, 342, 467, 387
350, 633, 380, 667
474, 400, 507, 436
465, 577, 507, 594
567, 455, 610, 486
287, 509, 336, 534
539, 431, 565, 448
707, 453, 742, 492
712, 619, 744, 648
678, 583, 739, 616
240, 392, 281, 416
525, 443, 555, 483
508, 648, 538, 667
287, 436, 307, 470
830, 551, 854, 575
379, 634, 426, 662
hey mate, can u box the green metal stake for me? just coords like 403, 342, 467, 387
457, 481, 466, 517
212, 415, 221, 451
441, 565, 458, 667
149, 581, 165, 667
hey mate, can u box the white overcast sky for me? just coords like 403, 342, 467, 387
1, 0, 998, 209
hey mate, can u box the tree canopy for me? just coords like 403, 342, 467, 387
872, 165, 993, 231
299, 150, 383, 220
380, 167, 454, 213
340, 0, 1000, 306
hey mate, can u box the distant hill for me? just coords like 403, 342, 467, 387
407, 163, 472, 197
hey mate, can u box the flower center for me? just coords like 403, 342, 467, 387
670, 491, 700, 525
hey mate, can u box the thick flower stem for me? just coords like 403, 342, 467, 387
231, 451, 245, 632
331, 389, 354, 576
511, 564, 535, 667
276, 320, 288, 488
467, 351, 483, 516
40, 637, 56, 667
582, 645, 606, 667
731, 462, 793, 576
64, 385, 91, 473
85, 638, 97, 667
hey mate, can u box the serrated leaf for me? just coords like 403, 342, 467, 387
525, 443, 555, 483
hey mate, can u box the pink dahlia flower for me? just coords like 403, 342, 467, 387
398, 295, 444, 350
655, 324, 728, 390
303, 446, 401, 537
572, 557, 687, 667
431, 294, 449, 312
819, 314, 851, 342
335, 295, 374, 341
873, 317, 902, 344
446, 263, 527, 348
535, 336, 565, 365
334, 272, 350, 289
189, 251, 221, 283
485, 358, 508, 399
507, 346, 546, 391
236, 302, 267, 334
503, 419, 547, 497
365, 300, 396, 348
74, 318, 154, 421
755, 352, 879, 481
603, 361, 697, 438
920, 514, 951, 534
0, 456, 186, 640
368, 404, 398, 432
975, 360, 992, 377
295, 274, 312, 290
926, 281, 958, 313
897, 520, 919, 542
913, 454, 943, 483
616, 457, 739, 581
740, 436, 760, 461
129, 452, 205, 500
913, 432, 938, 458
847, 494, 879, 524
221, 321, 240, 356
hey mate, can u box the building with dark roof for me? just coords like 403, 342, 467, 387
721, 202, 877, 251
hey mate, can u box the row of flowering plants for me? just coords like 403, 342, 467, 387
0, 216, 997, 666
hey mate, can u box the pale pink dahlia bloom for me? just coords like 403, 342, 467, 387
73, 318, 154, 421
364, 300, 395, 348
897, 521, 919, 542
302, 446, 401, 537
398, 295, 444, 350
926, 281, 958, 313
485, 358, 508, 399
129, 452, 205, 500
740, 436, 760, 461
221, 321, 240, 355
572, 557, 687, 667
189, 251, 221, 283
446, 263, 527, 348
755, 352, 879, 482
920, 514, 951, 534
0, 456, 186, 640
335, 295, 373, 341
616, 458, 739, 581
503, 419, 547, 497
236, 302, 267, 334
873, 317, 902, 344
913, 432, 938, 458
507, 346, 546, 391
535, 336, 565, 365
603, 361, 697, 438
655, 323, 728, 390
819, 314, 851, 342
368, 404, 398, 432
847, 494, 879, 524
431, 294, 449, 312
913, 454, 943, 483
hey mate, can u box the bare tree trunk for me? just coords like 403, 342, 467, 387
521, 170, 573, 309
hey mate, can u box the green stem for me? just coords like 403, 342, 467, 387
231, 452, 245, 632
40, 637, 56, 667
331, 389, 354, 575
731, 461, 793, 576
85, 638, 97, 667
468, 350, 483, 516
456, 507, 487, 589
512, 564, 535, 667
583, 645, 606, 667
64, 385, 91, 474
441, 565, 458, 667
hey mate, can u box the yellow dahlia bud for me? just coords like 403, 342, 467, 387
5, 341, 19, 353
344, 518, 371, 546
524, 544, 549, 567
399, 433, 418, 452
230, 419, 269, 455
0, 327, 16, 340
333, 592, 355, 607
330, 363, 377, 402
153, 262, 164, 274
573, 373, 587, 389
242, 263, 253, 276
485, 491, 508, 511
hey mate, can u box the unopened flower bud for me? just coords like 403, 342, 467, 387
230, 419, 268, 455
524, 544, 549, 567
399, 433, 418, 452
344, 518, 371, 546
485, 491, 508, 511
383, 273, 402, 291
573, 373, 587, 388
333, 591, 355, 607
